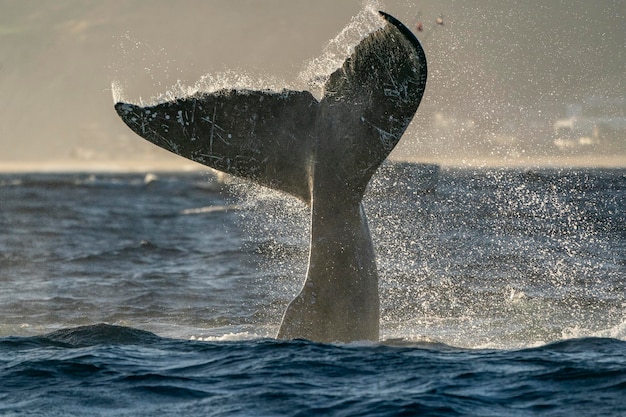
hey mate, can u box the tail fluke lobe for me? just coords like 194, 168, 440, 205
314, 10, 427, 199
115, 89, 318, 203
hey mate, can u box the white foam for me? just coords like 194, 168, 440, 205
180, 205, 240, 215
190, 331, 263, 342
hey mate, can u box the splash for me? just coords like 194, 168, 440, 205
110, 80, 125, 104
219, 176, 310, 326
226, 178, 309, 262
112, 64, 297, 107
111, 1, 388, 105
110, 28, 288, 106
147, 70, 289, 105
371, 167, 626, 349
297, 0, 385, 93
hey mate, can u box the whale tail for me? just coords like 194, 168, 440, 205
115, 11, 427, 342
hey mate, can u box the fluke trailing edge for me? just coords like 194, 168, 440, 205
115, 11, 427, 343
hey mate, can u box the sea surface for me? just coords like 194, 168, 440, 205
1, 165, 625, 416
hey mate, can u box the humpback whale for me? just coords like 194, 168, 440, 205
114, 11, 427, 343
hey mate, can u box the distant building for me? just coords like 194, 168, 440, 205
553, 97, 626, 150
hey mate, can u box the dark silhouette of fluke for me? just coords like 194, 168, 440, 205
115, 11, 427, 343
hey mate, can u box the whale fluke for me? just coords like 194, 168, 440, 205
115, 11, 427, 343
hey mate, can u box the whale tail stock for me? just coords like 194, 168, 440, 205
114, 11, 427, 343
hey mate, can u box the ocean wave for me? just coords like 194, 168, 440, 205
43, 323, 162, 347
1, 324, 625, 416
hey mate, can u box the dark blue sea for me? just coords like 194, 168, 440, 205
1, 165, 625, 416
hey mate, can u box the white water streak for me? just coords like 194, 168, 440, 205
297, 0, 385, 93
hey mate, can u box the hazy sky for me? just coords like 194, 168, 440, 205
0, 0, 624, 168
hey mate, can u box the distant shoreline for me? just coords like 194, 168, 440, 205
0, 160, 207, 174
0, 156, 624, 173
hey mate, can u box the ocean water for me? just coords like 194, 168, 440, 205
1, 166, 625, 416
